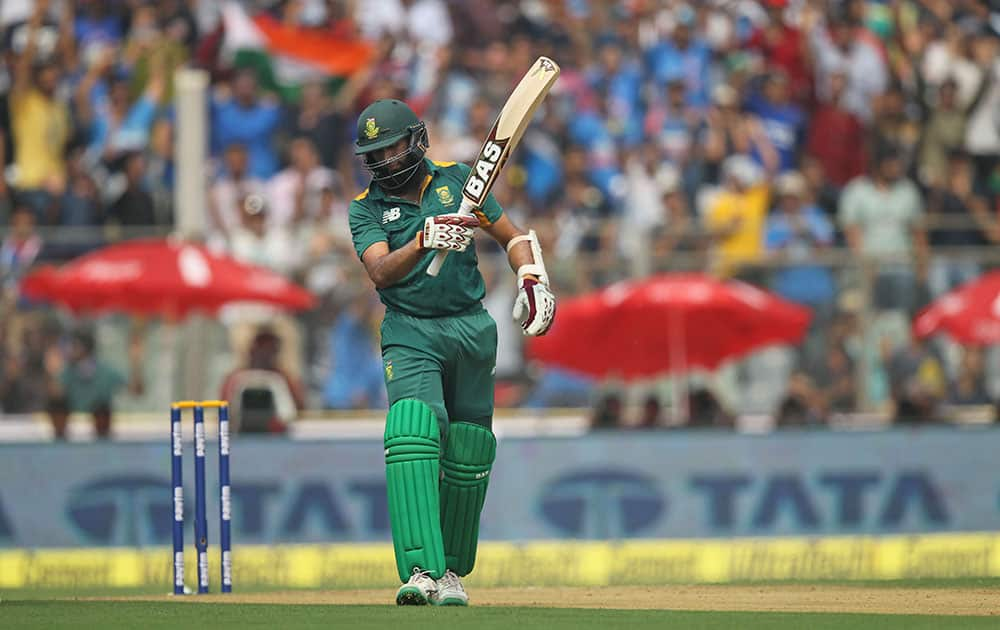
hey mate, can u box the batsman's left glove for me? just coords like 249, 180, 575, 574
513, 276, 556, 336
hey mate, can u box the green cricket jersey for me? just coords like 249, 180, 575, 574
349, 158, 504, 318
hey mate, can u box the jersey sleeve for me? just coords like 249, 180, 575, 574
348, 198, 387, 260
451, 162, 504, 225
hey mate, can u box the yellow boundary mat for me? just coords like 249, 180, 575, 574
3, 533, 999, 589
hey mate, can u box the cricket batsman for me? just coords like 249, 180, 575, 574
348, 99, 556, 605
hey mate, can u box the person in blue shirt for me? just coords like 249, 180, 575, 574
588, 35, 644, 147
765, 171, 836, 307
645, 8, 712, 108
211, 68, 282, 180
746, 70, 805, 173
322, 292, 386, 409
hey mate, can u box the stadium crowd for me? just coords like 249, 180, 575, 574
1, 0, 1000, 434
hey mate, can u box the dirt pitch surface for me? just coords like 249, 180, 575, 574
102, 585, 999, 616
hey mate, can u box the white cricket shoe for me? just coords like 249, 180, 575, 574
432, 569, 469, 606
396, 568, 437, 606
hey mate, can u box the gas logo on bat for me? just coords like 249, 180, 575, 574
464, 138, 507, 203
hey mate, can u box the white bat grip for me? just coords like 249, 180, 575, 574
426, 198, 477, 276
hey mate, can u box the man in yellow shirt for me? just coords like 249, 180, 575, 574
705, 155, 771, 278
9, 6, 71, 220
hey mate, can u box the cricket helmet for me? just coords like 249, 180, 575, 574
354, 99, 429, 190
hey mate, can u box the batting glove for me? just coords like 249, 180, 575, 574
417, 213, 480, 251
513, 277, 556, 336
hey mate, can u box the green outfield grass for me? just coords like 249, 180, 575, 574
0, 601, 994, 630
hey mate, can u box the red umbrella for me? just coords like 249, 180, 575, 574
20, 238, 316, 319
913, 271, 1000, 345
527, 273, 812, 380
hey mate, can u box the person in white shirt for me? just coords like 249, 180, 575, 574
265, 136, 339, 230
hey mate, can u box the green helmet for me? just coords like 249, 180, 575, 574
354, 99, 429, 191
354, 99, 423, 155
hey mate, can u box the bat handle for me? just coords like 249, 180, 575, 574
426, 198, 476, 276
427, 248, 447, 277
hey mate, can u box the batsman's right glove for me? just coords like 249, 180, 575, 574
416, 213, 480, 251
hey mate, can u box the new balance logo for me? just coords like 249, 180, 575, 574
382, 207, 401, 224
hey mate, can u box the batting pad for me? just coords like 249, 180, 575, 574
440, 422, 497, 576
384, 399, 446, 581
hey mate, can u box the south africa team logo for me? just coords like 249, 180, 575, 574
436, 186, 455, 206
365, 118, 379, 140
384, 360, 394, 381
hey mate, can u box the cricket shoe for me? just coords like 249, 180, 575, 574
431, 570, 469, 606
396, 568, 438, 606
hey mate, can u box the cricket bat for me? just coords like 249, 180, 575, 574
426, 56, 560, 276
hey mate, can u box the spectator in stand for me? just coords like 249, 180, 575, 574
282, 80, 348, 172
652, 166, 703, 272
1, 202, 44, 299
745, 69, 805, 174
705, 155, 770, 280
807, 337, 857, 415
219, 326, 306, 412
915, 75, 989, 190
352, 0, 453, 108
553, 174, 618, 290
775, 371, 825, 428
144, 117, 174, 222
806, 65, 867, 188
73, 1, 126, 51
645, 4, 712, 108
0, 317, 50, 414
589, 34, 644, 147
224, 195, 303, 383
106, 151, 157, 226
686, 387, 734, 429
989, 161, 1000, 217
76, 51, 166, 168
45, 327, 145, 440
567, 93, 623, 202
800, 156, 842, 226
765, 171, 836, 307
808, 4, 888, 122
227, 193, 297, 274
839, 147, 927, 314
644, 78, 703, 191
60, 144, 104, 228
869, 85, 919, 175
266, 136, 339, 231
962, 29, 1000, 185
620, 141, 669, 273
701, 83, 776, 187
948, 347, 991, 407
208, 143, 266, 240
322, 291, 385, 409
429, 97, 493, 165
0, 201, 47, 350
746, 0, 812, 104
927, 151, 997, 296
591, 391, 624, 430
635, 393, 663, 429
8, 3, 72, 223
211, 68, 282, 180
887, 331, 946, 420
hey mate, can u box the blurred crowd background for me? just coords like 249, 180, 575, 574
1, 0, 1000, 436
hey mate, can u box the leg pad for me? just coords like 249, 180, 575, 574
440, 422, 496, 576
385, 399, 446, 581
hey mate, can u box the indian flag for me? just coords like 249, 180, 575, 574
221, 2, 374, 101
